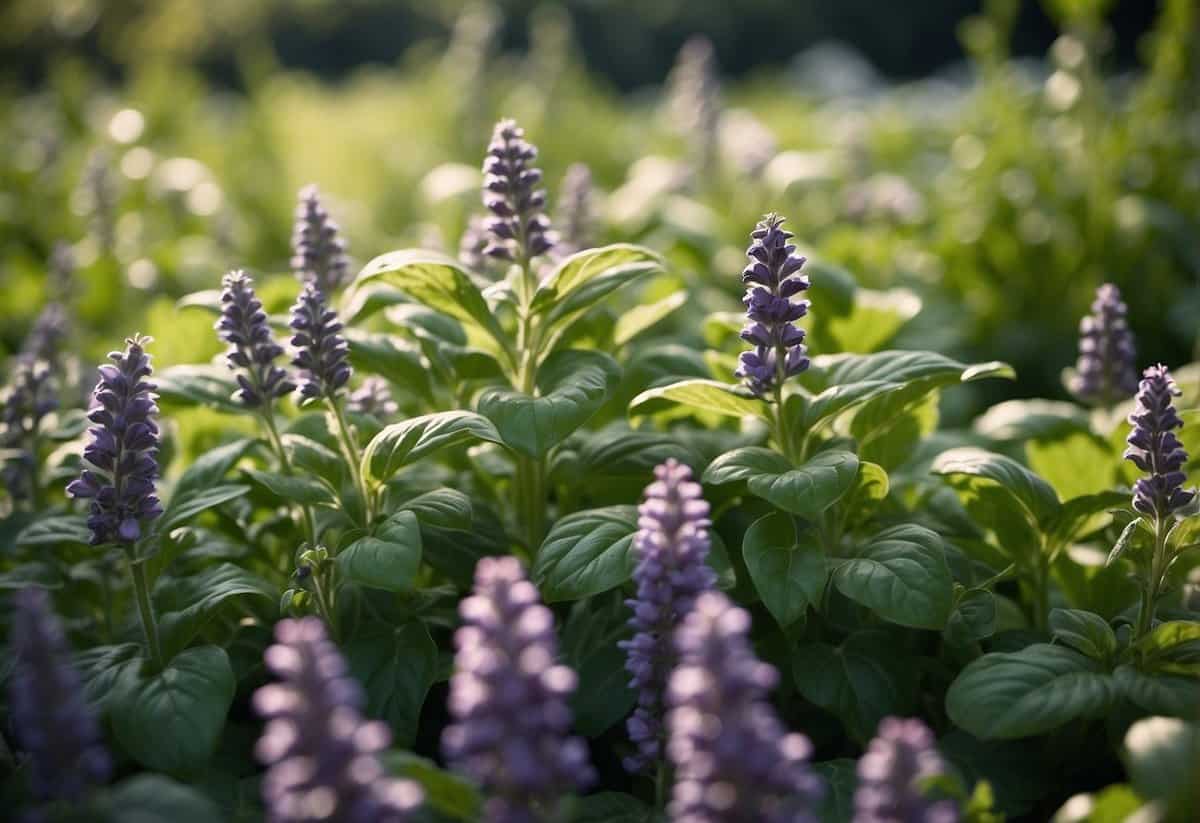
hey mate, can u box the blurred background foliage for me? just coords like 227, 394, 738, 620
1, 0, 1197, 409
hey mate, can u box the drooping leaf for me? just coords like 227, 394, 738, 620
153, 563, 275, 660
1114, 666, 1200, 719
1049, 608, 1118, 662
630, 378, 769, 420
932, 448, 1061, 526
742, 511, 827, 628
337, 510, 423, 591
833, 524, 954, 630
244, 469, 335, 507
362, 411, 502, 485
748, 450, 860, 517
159, 484, 250, 533
533, 506, 638, 602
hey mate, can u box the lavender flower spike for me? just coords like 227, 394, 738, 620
667, 591, 822, 823
1124, 364, 1194, 520
255, 618, 423, 823
347, 376, 398, 418
1069, 283, 1138, 405
1, 355, 58, 499
619, 459, 716, 774
217, 271, 296, 408
66, 334, 162, 545
8, 588, 111, 805
855, 717, 959, 823
291, 185, 350, 294
289, 283, 352, 402
735, 214, 811, 397
555, 162, 594, 256
443, 556, 594, 822
481, 119, 556, 262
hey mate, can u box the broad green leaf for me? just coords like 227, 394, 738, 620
99, 775, 222, 823
283, 433, 343, 485
800, 380, 897, 430
1028, 432, 1117, 501
362, 411, 502, 485
833, 524, 954, 630
169, 438, 256, 502
76, 643, 143, 712
945, 644, 1119, 739
337, 510, 423, 591
839, 461, 890, 527
932, 447, 1061, 527
402, 491, 507, 587
244, 468, 335, 506
533, 506, 638, 602
176, 289, 223, 314
973, 399, 1091, 442
748, 450, 860, 517
345, 621, 438, 747
351, 250, 509, 358
344, 329, 433, 404
945, 589, 997, 646
814, 759, 858, 823
613, 289, 687, 346
823, 287, 922, 353
156, 365, 244, 413
561, 594, 637, 736
1049, 608, 1118, 662
478, 349, 619, 458
742, 512, 827, 628
849, 379, 941, 468
629, 378, 769, 420
1114, 666, 1200, 719
805, 350, 1013, 392
384, 752, 482, 822
532, 243, 663, 314
159, 484, 250, 533
1135, 621, 1200, 669
16, 514, 91, 548
1045, 490, 1128, 548
1122, 716, 1200, 812
111, 645, 235, 773
578, 429, 704, 476
793, 631, 919, 742
702, 447, 792, 485
154, 563, 274, 659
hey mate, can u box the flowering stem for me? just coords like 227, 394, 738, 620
327, 398, 372, 527
310, 566, 340, 643
1134, 517, 1168, 641
772, 384, 798, 465
259, 409, 317, 545
125, 546, 164, 671
514, 261, 548, 553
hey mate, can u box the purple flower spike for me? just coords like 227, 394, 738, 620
1124, 364, 1195, 520
66, 334, 162, 546
347, 376, 398, 418
619, 459, 716, 774
667, 591, 822, 823
855, 717, 959, 823
481, 119, 556, 263
735, 214, 811, 397
22, 303, 70, 367
216, 271, 296, 408
443, 556, 594, 822
1069, 283, 1138, 406
254, 618, 424, 823
291, 185, 350, 295
1, 355, 59, 498
289, 283, 351, 402
8, 588, 111, 805
555, 163, 594, 256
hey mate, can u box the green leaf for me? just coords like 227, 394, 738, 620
99, 775, 222, 823
1027, 432, 1117, 501
1107, 519, 1140, 566
176, 289, 223, 314
384, 752, 482, 822
160, 484, 250, 532
155, 365, 244, 413
362, 411, 502, 485
283, 433, 343, 486
578, 429, 704, 476
402, 491, 507, 587
1049, 608, 1118, 662
702, 446, 793, 484
561, 594, 637, 737
840, 461, 890, 526
823, 287, 922, 353
1134, 621, 1200, 669
814, 759, 858, 823
614, 289, 687, 346
1122, 716, 1200, 811
337, 510, 423, 592
749, 450, 860, 517
111, 645, 235, 773
945, 589, 997, 646
345, 621, 438, 747
169, 438, 256, 502
350, 250, 509, 358
800, 380, 898, 430
629, 378, 769, 420
16, 514, 91, 548
805, 350, 1013, 392
793, 631, 918, 742
344, 329, 433, 404
244, 468, 335, 506
932, 448, 1061, 525
533, 506, 638, 602
533, 243, 663, 313
76, 643, 143, 712
153, 563, 274, 660
1114, 666, 1200, 719
833, 524, 954, 630
742, 512, 827, 628
1045, 490, 1128, 548
945, 644, 1119, 739
973, 399, 1092, 442
478, 349, 619, 458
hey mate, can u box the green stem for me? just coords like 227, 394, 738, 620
328, 398, 372, 526
260, 409, 317, 543
512, 257, 548, 553
1135, 517, 1168, 641
773, 384, 797, 465
1032, 554, 1051, 632
311, 567, 340, 642
654, 762, 669, 813
126, 547, 164, 670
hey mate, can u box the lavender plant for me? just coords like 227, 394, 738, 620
292, 185, 350, 295
666, 591, 822, 821
482, 118, 557, 265
8, 587, 111, 809
255, 617, 424, 822
443, 556, 594, 821
1124, 363, 1196, 639
347, 376, 398, 418
1068, 283, 1138, 406
554, 162, 594, 256
0, 355, 58, 503
620, 459, 716, 775
667, 35, 722, 179
855, 717, 959, 823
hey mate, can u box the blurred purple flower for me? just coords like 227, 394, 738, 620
289, 283, 351, 402
854, 716, 959, 823
481, 119, 556, 262
254, 617, 423, 823
347, 377, 398, 418
216, 270, 296, 408
619, 459, 716, 774
555, 163, 594, 256
1, 355, 58, 499
66, 335, 162, 545
735, 214, 811, 397
1069, 283, 1138, 406
667, 591, 822, 822
443, 556, 594, 822
292, 185, 350, 294
1125, 364, 1194, 519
